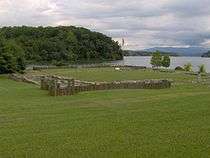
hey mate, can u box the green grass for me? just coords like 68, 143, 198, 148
1, 69, 210, 157
26, 68, 197, 83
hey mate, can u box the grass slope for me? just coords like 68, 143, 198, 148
0, 69, 210, 157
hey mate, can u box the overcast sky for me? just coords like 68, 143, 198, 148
0, 0, 210, 50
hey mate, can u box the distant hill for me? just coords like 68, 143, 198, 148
0, 26, 123, 64
144, 47, 208, 56
123, 50, 179, 56
201, 51, 210, 57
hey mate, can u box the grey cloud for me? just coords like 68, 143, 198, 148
0, 0, 210, 49
165, 0, 210, 17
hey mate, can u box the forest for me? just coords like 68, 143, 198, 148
0, 26, 123, 73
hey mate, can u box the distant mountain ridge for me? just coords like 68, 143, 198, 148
144, 47, 208, 56
201, 51, 210, 57
123, 50, 178, 56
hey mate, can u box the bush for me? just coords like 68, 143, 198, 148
162, 55, 170, 68
150, 51, 162, 68
175, 66, 184, 71
0, 41, 26, 74
52, 60, 67, 67
0, 53, 16, 74
198, 64, 206, 74
150, 52, 171, 69
184, 63, 192, 72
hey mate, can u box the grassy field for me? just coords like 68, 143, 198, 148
1, 68, 210, 157
26, 68, 197, 83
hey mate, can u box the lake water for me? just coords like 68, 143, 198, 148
112, 56, 210, 72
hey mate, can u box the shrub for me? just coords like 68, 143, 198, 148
198, 64, 206, 74
0, 40, 26, 74
162, 55, 171, 68
0, 53, 16, 74
184, 63, 192, 72
175, 66, 184, 71
52, 60, 67, 66
150, 51, 162, 68
151, 52, 171, 69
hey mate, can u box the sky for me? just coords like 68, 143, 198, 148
0, 0, 210, 50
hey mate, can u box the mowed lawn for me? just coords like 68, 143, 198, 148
1, 69, 210, 157
26, 67, 197, 83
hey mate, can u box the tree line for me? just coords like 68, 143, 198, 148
0, 26, 123, 74
123, 50, 178, 57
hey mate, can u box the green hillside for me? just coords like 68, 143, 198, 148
0, 26, 122, 71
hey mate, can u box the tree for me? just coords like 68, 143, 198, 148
198, 64, 206, 74
150, 51, 162, 68
16, 57, 26, 73
162, 55, 170, 68
0, 52, 17, 74
0, 26, 123, 64
184, 63, 192, 72
0, 40, 26, 74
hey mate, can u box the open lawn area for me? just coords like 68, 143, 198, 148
26, 67, 197, 83
1, 68, 210, 157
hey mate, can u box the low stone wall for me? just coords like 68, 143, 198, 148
9, 74, 39, 85
8, 74, 172, 96
40, 75, 172, 96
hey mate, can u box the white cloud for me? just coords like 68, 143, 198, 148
0, 0, 210, 49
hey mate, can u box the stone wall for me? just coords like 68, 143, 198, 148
9, 74, 39, 85
40, 75, 172, 96
9, 74, 172, 96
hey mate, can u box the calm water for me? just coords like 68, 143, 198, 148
112, 56, 210, 72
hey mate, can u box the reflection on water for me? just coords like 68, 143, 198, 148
112, 56, 210, 72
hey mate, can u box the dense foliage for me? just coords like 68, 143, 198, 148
0, 26, 122, 73
150, 51, 171, 68
0, 38, 25, 73
198, 64, 206, 73
162, 55, 171, 68
175, 66, 184, 71
184, 63, 192, 72
150, 51, 163, 68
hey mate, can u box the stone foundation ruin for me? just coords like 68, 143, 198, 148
40, 76, 172, 96
9, 73, 172, 96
